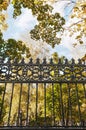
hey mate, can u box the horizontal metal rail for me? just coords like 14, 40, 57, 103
0, 126, 86, 130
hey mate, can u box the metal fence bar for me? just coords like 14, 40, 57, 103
35, 83, 38, 126
75, 83, 82, 124
17, 83, 22, 126
44, 83, 46, 126
83, 83, 86, 99
60, 83, 65, 126
7, 83, 14, 126
26, 83, 30, 126
0, 83, 7, 121
52, 83, 55, 126
0, 82, 86, 128
67, 83, 72, 126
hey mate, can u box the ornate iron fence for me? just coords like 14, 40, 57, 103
0, 58, 86, 130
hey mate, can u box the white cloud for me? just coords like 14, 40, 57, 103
52, 0, 75, 17
3, 6, 38, 39
61, 31, 86, 60
61, 12, 86, 60
17, 2, 86, 60
14, 9, 38, 30
52, 1, 66, 16
19, 32, 52, 59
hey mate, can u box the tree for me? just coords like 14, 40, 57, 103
0, 0, 66, 60
0, 13, 8, 31
1, 0, 65, 47
0, 0, 31, 60
0, 31, 31, 60
12, 0, 65, 47
0, 0, 9, 31
65, 0, 86, 45
0, 0, 86, 49
11, 0, 86, 47
81, 54, 86, 61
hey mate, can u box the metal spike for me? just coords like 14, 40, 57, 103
43, 58, 47, 64
50, 58, 53, 64
58, 58, 61, 64
65, 59, 68, 64
36, 58, 40, 64
71, 58, 75, 64
78, 59, 82, 64
29, 58, 33, 64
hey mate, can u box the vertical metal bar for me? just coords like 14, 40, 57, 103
75, 83, 81, 124
83, 83, 86, 126
35, 83, 38, 125
83, 83, 86, 99
60, 83, 65, 126
44, 83, 46, 126
17, 83, 22, 126
58, 84, 61, 124
52, 83, 55, 126
7, 83, 14, 126
0, 83, 7, 122
26, 83, 30, 126
67, 83, 72, 126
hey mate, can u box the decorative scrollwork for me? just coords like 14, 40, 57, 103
0, 58, 86, 83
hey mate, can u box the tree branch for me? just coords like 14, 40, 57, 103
65, 17, 86, 30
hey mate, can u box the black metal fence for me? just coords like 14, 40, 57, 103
0, 58, 86, 130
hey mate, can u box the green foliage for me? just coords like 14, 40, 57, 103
0, 0, 3, 4
0, 0, 8, 11
0, 31, 31, 60
70, 1, 86, 45
0, 0, 66, 57
0, 13, 8, 32
12, 0, 65, 47
30, 13, 65, 47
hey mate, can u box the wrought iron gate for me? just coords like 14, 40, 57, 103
0, 58, 86, 130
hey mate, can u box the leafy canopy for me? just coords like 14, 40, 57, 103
12, 0, 65, 47
0, 31, 30, 60
68, 0, 86, 45
0, 0, 85, 60
0, 0, 65, 60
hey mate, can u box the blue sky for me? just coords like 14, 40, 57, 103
2, 0, 86, 60
3, 5, 37, 40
